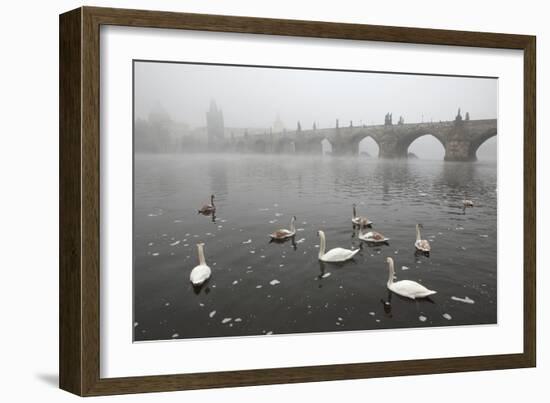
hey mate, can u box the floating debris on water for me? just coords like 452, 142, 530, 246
173, 219, 182, 223
242, 239, 252, 244
369, 312, 375, 316
232, 280, 239, 285
148, 242, 154, 246
451, 296, 475, 304
164, 302, 170, 306
402, 266, 409, 271
270, 279, 281, 286
209, 310, 216, 318
152, 252, 159, 256
268, 220, 277, 224
322, 272, 331, 278
250, 250, 256, 254
256, 285, 263, 289
171, 333, 179, 338
275, 213, 283, 217
134, 322, 139, 327
221, 318, 232, 324
266, 331, 273, 335
279, 264, 284, 268
419, 315, 427, 322
170, 240, 180, 246
235, 318, 242, 322
443, 313, 452, 320
479, 234, 489, 238
296, 238, 306, 244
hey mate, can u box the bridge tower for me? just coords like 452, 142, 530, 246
206, 100, 224, 149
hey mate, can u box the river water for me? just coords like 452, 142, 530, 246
133, 154, 497, 341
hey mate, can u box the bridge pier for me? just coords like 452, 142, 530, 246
443, 119, 476, 161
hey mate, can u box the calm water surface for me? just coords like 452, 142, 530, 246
133, 154, 497, 341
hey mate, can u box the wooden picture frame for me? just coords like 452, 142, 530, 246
59, 6, 536, 396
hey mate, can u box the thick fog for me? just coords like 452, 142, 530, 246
135, 61, 497, 128
134, 61, 497, 159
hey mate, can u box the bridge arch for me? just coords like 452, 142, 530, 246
275, 136, 296, 154
357, 135, 380, 158
470, 128, 497, 161
252, 139, 267, 153
406, 133, 446, 160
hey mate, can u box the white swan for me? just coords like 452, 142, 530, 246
385, 257, 437, 299
189, 243, 211, 286
352, 203, 372, 227
359, 229, 389, 243
318, 230, 359, 262
462, 193, 474, 208
198, 194, 215, 215
414, 224, 431, 253
269, 216, 296, 240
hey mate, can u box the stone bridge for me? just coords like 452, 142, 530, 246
230, 113, 497, 161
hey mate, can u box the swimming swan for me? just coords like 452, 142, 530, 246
385, 257, 436, 299
190, 243, 211, 286
317, 230, 359, 262
414, 224, 431, 254
198, 195, 216, 215
270, 216, 296, 240
352, 203, 372, 227
359, 229, 389, 243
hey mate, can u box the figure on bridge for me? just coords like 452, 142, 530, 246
385, 112, 393, 126
455, 108, 463, 122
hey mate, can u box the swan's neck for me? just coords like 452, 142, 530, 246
352, 205, 357, 218
210, 196, 215, 207
387, 259, 395, 286
416, 225, 421, 241
318, 233, 326, 258
290, 217, 295, 233
197, 244, 206, 265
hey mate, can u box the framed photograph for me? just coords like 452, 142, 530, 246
59, 6, 536, 396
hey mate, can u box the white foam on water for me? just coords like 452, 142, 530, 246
222, 318, 232, 324
443, 313, 453, 320
402, 266, 409, 270
256, 285, 263, 289
451, 296, 475, 304
322, 272, 331, 278
169, 240, 180, 246
296, 238, 306, 244
419, 315, 427, 322
232, 280, 238, 285
152, 252, 159, 256
171, 333, 179, 338
235, 318, 242, 322
242, 239, 252, 244
369, 312, 375, 316
209, 310, 216, 318
270, 279, 281, 286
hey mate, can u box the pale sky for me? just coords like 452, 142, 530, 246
134, 60, 497, 130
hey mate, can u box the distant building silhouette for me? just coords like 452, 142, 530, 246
206, 100, 224, 147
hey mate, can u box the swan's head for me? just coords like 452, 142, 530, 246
197, 242, 205, 247
292, 216, 296, 221
417, 223, 424, 229
385, 257, 393, 264
317, 230, 324, 237
210, 194, 215, 201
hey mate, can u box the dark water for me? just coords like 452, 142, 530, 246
133, 154, 497, 341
